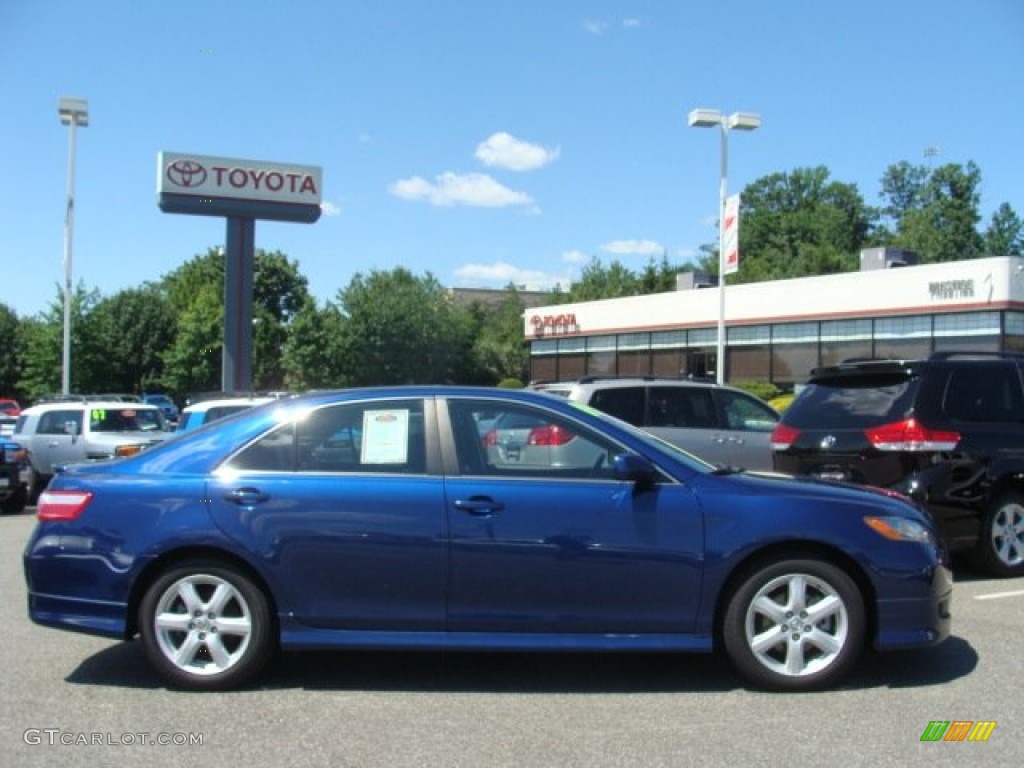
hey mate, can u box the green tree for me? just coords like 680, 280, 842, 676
336, 268, 472, 385
0, 304, 20, 399
984, 202, 1023, 256
567, 257, 641, 301
17, 283, 100, 400
281, 297, 346, 390
88, 286, 176, 393
160, 247, 312, 392
468, 286, 532, 384
880, 161, 984, 262
734, 166, 873, 283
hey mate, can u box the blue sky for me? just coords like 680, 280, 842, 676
2, 0, 1022, 318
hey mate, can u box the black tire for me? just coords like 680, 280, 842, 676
139, 560, 275, 691
0, 484, 27, 515
26, 468, 48, 505
722, 558, 865, 691
971, 492, 1024, 578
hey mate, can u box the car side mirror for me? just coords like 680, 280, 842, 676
613, 453, 657, 491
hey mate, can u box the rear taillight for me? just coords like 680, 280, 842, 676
482, 429, 498, 447
864, 418, 960, 452
37, 490, 94, 521
527, 424, 576, 446
770, 423, 801, 451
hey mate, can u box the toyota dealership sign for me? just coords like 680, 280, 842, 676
157, 151, 322, 222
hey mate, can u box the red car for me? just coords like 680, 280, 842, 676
0, 399, 20, 417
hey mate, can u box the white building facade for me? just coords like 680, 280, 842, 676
524, 255, 1024, 386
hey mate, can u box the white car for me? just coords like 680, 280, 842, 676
176, 396, 275, 433
14, 398, 172, 500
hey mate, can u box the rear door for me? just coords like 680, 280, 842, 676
29, 408, 84, 475
208, 396, 448, 630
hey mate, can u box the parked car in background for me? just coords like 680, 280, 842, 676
0, 398, 21, 417
176, 395, 275, 433
14, 398, 171, 501
534, 377, 779, 470
0, 414, 16, 437
0, 436, 28, 514
26, 386, 950, 692
143, 393, 180, 426
772, 352, 1024, 577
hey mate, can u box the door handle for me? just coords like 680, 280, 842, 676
454, 497, 505, 516
225, 487, 269, 505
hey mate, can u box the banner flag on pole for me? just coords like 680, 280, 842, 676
723, 193, 741, 275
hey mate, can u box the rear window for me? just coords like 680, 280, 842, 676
783, 374, 918, 429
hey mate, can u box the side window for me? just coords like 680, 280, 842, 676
38, 410, 82, 435
717, 391, 779, 432
649, 387, 717, 428
943, 366, 1024, 423
589, 387, 644, 425
226, 399, 427, 474
448, 399, 619, 480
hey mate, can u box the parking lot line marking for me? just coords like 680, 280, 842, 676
974, 589, 1024, 601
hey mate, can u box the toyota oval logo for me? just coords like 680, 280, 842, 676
166, 159, 208, 188
820, 435, 837, 450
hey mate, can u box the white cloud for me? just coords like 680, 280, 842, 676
583, 19, 608, 35
475, 132, 560, 172
319, 201, 341, 217
561, 249, 590, 265
601, 239, 664, 256
454, 261, 571, 291
389, 172, 534, 208
623, 18, 641, 29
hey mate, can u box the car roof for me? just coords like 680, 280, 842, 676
24, 400, 162, 414
182, 396, 275, 413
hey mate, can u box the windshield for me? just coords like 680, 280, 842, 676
89, 407, 164, 432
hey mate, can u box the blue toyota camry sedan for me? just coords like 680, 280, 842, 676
24, 386, 952, 691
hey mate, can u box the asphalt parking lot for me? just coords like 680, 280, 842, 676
3, 509, 1020, 768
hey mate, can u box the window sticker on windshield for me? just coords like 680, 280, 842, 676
91, 409, 107, 422
361, 409, 409, 464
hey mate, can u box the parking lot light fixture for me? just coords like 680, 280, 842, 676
687, 107, 761, 385
58, 96, 89, 396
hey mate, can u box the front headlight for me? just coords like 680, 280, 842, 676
864, 515, 933, 543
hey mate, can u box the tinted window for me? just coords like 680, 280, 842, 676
783, 374, 917, 429
943, 366, 1024, 422
589, 387, 645, 425
38, 410, 83, 435
648, 386, 717, 429
227, 399, 426, 474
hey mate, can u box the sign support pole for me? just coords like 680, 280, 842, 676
223, 217, 255, 392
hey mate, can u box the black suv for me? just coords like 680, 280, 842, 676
772, 352, 1024, 577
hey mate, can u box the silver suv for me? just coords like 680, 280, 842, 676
15, 398, 171, 499
534, 377, 779, 470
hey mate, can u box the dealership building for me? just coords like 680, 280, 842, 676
523, 250, 1024, 387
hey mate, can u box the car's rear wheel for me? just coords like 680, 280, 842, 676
722, 559, 864, 691
139, 561, 275, 691
972, 493, 1024, 578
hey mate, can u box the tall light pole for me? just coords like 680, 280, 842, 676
688, 108, 760, 385
58, 97, 88, 396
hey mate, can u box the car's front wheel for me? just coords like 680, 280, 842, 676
139, 561, 275, 691
722, 559, 865, 691
972, 493, 1024, 578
